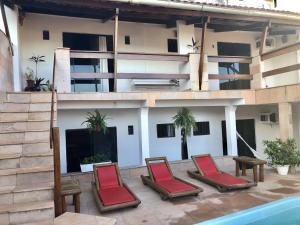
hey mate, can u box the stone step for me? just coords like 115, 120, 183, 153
0, 102, 53, 113
0, 112, 56, 122
0, 183, 54, 206
0, 131, 50, 145
0, 121, 50, 133
6, 92, 54, 104
0, 144, 52, 157
0, 166, 54, 187
0, 200, 54, 225
19, 219, 54, 225
0, 153, 53, 170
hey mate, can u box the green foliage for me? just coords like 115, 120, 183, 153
81, 153, 110, 164
187, 38, 200, 53
29, 55, 45, 78
173, 108, 196, 140
42, 80, 53, 92
264, 138, 299, 167
82, 110, 108, 133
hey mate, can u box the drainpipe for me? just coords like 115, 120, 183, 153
110, 0, 300, 23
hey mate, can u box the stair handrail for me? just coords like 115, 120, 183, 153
50, 53, 56, 149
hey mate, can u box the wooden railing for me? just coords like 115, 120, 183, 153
50, 53, 56, 149
207, 55, 253, 81
261, 42, 300, 78
70, 50, 190, 81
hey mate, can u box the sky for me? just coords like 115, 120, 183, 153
277, 0, 300, 12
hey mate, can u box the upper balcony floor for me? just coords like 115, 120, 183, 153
1, 0, 300, 99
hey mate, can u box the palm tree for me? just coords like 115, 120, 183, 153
173, 108, 196, 160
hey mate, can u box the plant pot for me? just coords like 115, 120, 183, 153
25, 80, 35, 91
289, 165, 297, 174
277, 165, 289, 175
80, 163, 93, 173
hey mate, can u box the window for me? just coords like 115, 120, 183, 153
193, 122, 210, 136
167, 39, 178, 53
157, 123, 175, 138
128, 125, 134, 135
43, 30, 50, 40
125, 36, 130, 45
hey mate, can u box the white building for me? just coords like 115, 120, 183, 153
1, 0, 300, 174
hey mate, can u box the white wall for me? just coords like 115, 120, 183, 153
148, 107, 225, 161
236, 105, 280, 158
57, 109, 141, 173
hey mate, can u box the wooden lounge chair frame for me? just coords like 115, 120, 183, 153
141, 157, 203, 200
187, 154, 256, 192
92, 162, 141, 213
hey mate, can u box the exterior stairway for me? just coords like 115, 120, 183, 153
0, 92, 55, 225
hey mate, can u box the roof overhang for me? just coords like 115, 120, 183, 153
5, 0, 300, 33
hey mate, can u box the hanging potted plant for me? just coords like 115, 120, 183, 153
264, 139, 291, 175
81, 110, 110, 172
173, 108, 196, 160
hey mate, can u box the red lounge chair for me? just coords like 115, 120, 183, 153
141, 157, 202, 200
187, 154, 256, 192
92, 163, 141, 212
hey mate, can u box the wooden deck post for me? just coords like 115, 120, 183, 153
259, 21, 271, 56
53, 127, 63, 217
113, 8, 119, 92
198, 16, 210, 90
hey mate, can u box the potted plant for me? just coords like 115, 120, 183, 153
187, 38, 200, 53
264, 139, 292, 175
80, 153, 111, 172
82, 110, 108, 133
173, 108, 196, 160
286, 139, 300, 174
24, 68, 35, 91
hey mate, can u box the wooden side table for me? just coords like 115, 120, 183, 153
61, 179, 81, 213
233, 156, 267, 183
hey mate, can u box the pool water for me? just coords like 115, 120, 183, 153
196, 197, 300, 225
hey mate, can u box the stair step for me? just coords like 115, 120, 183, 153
0, 201, 54, 225
0, 102, 52, 113
0, 121, 50, 133
19, 219, 54, 225
0, 166, 54, 176
0, 131, 50, 145
0, 182, 54, 194
0, 144, 52, 157
0, 112, 55, 122
6, 92, 54, 104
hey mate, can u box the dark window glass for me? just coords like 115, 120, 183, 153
128, 125, 134, 135
43, 30, 49, 40
157, 124, 175, 138
125, 36, 130, 45
167, 39, 178, 53
193, 122, 210, 136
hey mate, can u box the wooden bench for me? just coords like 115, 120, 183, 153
61, 179, 81, 213
233, 156, 267, 183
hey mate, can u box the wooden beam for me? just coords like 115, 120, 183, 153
208, 74, 253, 80
198, 16, 210, 90
53, 127, 62, 217
261, 42, 300, 61
269, 30, 296, 36
118, 73, 190, 79
262, 63, 300, 77
114, 8, 119, 92
71, 72, 114, 79
207, 56, 252, 64
70, 51, 114, 59
213, 22, 264, 33
259, 21, 271, 56
0, 0, 13, 55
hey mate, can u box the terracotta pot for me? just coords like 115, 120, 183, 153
26, 79, 35, 87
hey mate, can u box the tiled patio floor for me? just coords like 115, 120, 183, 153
65, 169, 300, 225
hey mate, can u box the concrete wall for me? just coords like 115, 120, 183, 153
0, 30, 13, 92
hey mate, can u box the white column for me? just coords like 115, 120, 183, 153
139, 107, 150, 165
176, 20, 195, 54
225, 105, 238, 156
55, 48, 71, 93
279, 102, 294, 140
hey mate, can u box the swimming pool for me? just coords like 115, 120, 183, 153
196, 196, 300, 225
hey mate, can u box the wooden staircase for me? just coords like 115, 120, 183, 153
0, 92, 55, 225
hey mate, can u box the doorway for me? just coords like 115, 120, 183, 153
222, 119, 256, 157
66, 127, 118, 173
217, 42, 251, 90
63, 32, 114, 92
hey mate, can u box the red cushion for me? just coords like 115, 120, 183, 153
149, 162, 172, 182
205, 172, 248, 186
97, 165, 120, 189
195, 156, 219, 176
99, 186, 136, 206
157, 179, 196, 193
